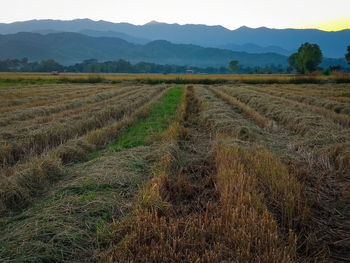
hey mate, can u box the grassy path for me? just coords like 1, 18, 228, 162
109, 86, 182, 151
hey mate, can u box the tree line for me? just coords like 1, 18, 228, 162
1, 45, 349, 74
0, 58, 231, 74
0, 58, 287, 74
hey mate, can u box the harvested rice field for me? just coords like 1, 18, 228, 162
0, 83, 349, 262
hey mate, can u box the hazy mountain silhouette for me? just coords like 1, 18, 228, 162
218, 43, 292, 56
30, 28, 150, 45
0, 32, 289, 67
0, 19, 349, 57
78, 30, 150, 44
1, 32, 347, 69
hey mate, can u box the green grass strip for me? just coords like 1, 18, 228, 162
108, 87, 183, 151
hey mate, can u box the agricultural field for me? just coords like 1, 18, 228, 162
1, 72, 350, 86
0, 82, 349, 262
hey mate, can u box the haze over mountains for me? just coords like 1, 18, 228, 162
0, 19, 349, 68
0, 32, 290, 67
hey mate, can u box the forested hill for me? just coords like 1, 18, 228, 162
0, 32, 289, 67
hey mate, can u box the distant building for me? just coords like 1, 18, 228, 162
186, 69, 194, 74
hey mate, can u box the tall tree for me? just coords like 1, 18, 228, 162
346, 46, 350, 64
288, 43, 322, 74
296, 43, 323, 74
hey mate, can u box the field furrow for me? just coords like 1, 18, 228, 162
0, 86, 162, 168
0, 85, 142, 127
248, 84, 350, 114
0, 85, 114, 113
0, 86, 145, 135
0, 83, 121, 107
216, 86, 350, 152
255, 83, 350, 99
0, 86, 186, 263
104, 86, 302, 262
215, 86, 350, 178
0, 85, 169, 215
243, 85, 350, 128
198, 87, 296, 159
196, 86, 349, 261
208, 86, 274, 129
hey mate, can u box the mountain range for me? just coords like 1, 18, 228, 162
0, 32, 290, 67
0, 19, 349, 69
0, 19, 349, 58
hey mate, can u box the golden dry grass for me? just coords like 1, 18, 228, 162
0, 85, 138, 126
103, 87, 301, 262
0, 86, 162, 168
0, 84, 169, 215
1, 72, 350, 86
1, 81, 349, 262
244, 85, 350, 128
0, 85, 113, 112
216, 85, 350, 173
198, 85, 348, 260
246, 84, 350, 116
0, 86, 144, 133
209, 86, 274, 130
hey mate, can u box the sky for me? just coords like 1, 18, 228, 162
1, 0, 350, 31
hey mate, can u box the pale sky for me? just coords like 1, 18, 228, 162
1, 0, 350, 31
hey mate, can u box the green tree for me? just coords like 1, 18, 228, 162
295, 43, 323, 74
229, 60, 239, 73
346, 46, 350, 64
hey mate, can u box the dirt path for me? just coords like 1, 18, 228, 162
170, 86, 216, 219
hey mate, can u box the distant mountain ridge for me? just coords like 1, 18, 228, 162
31, 28, 150, 44
78, 29, 149, 44
218, 43, 292, 56
0, 19, 349, 58
0, 32, 347, 70
0, 32, 290, 67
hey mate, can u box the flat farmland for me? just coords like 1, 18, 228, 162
0, 82, 349, 262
